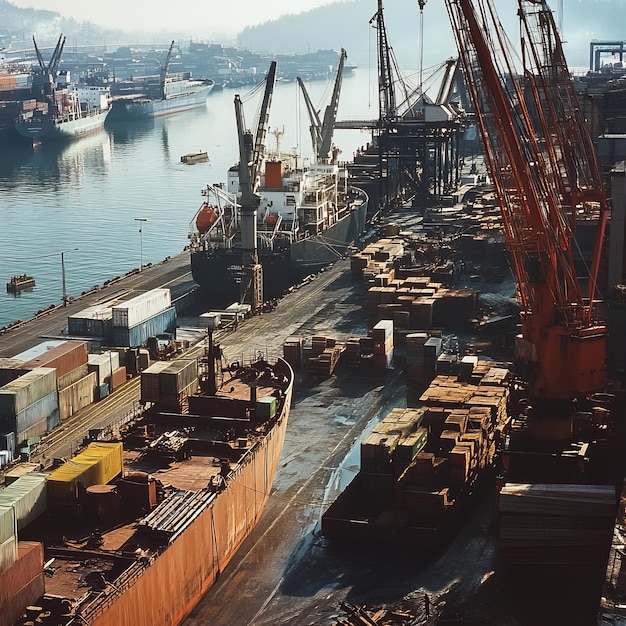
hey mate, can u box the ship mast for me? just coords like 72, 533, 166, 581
235, 60, 277, 310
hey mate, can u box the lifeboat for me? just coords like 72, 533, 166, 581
196, 203, 218, 234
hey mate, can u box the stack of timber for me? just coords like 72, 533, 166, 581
303, 336, 344, 379
405, 332, 443, 386
599, 481, 626, 623
322, 358, 511, 550
364, 273, 477, 334
282, 337, 302, 370
498, 483, 616, 565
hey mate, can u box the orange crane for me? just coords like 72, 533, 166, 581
444, 0, 608, 436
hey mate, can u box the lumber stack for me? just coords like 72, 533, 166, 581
498, 483, 616, 565
302, 336, 344, 379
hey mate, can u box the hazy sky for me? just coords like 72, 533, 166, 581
10, 0, 340, 36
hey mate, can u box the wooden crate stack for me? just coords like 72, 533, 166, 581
302, 336, 344, 379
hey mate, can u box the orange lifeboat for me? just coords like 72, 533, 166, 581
265, 213, 279, 226
196, 203, 218, 233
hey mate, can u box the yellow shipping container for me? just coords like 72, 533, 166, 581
47, 442, 123, 500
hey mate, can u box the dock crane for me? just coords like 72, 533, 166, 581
444, 0, 608, 438
235, 60, 277, 310
297, 48, 347, 163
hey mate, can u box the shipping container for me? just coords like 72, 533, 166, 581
112, 307, 176, 348
3, 462, 41, 485
58, 372, 97, 420
19, 340, 88, 379
47, 410, 59, 432
0, 541, 45, 626
87, 351, 120, 386
67, 303, 113, 338
0, 505, 16, 544
47, 442, 123, 500
0, 473, 47, 531
159, 359, 198, 396
0, 535, 17, 572
12, 340, 66, 362
256, 396, 277, 419
110, 365, 127, 389
0, 391, 59, 445
57, 363, 90, 391
0, 359, 30, 387
0, 432, 15, 456
140, 361, 169, 403
0, 368, 57, 416
0, 450, 13, 467
112, 288, 171, 328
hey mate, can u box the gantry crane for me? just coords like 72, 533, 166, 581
235, 60, 277, 310
444, 0, 608, 436
297, 48, 346, 163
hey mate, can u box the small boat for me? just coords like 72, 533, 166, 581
181, 151, 209, 164
6, 274, 35, 293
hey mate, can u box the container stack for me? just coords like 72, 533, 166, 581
140, 359, 199, 412
15, 340, 96, 422
0, 503, 17, 572
68, 302, 114, 338
0, 368, 58, 447
88, 351, 127, 398
302, 336, 345, 379
111, 288, 176, 347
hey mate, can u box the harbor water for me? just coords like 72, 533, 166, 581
0, 68, 381, 329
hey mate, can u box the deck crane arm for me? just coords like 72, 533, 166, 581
159, 40, 175, 100
234, 60, 277, 309
298, 48, 347, 162
296, 76, 323, 159
370, 0, 396, 120
444, 0, 606, 408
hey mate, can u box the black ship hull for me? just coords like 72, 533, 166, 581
191, 200, 368, 301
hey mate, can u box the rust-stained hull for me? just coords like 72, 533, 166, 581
17, 358, 293, 626
86, 397, 290, 626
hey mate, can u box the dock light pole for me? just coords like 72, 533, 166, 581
134, 218, 147, 271
60, 248, 79, 306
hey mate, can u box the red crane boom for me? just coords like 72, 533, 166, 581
444, 0, 607, 412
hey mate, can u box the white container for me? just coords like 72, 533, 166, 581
87, 352, 120, 386
112, 288, 171, 328
12, 340, 66, 362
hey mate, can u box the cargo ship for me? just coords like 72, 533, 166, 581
14, 83, 110, 143
3, 341, 294, 626
108, 41, 214, 120
189, 154, 369, 301
108, 75, 214, 120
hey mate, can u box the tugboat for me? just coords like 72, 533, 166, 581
6, 274, 35, 293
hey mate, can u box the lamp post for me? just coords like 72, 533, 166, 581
60, 248, 79, 306
134, 218, 147, 271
